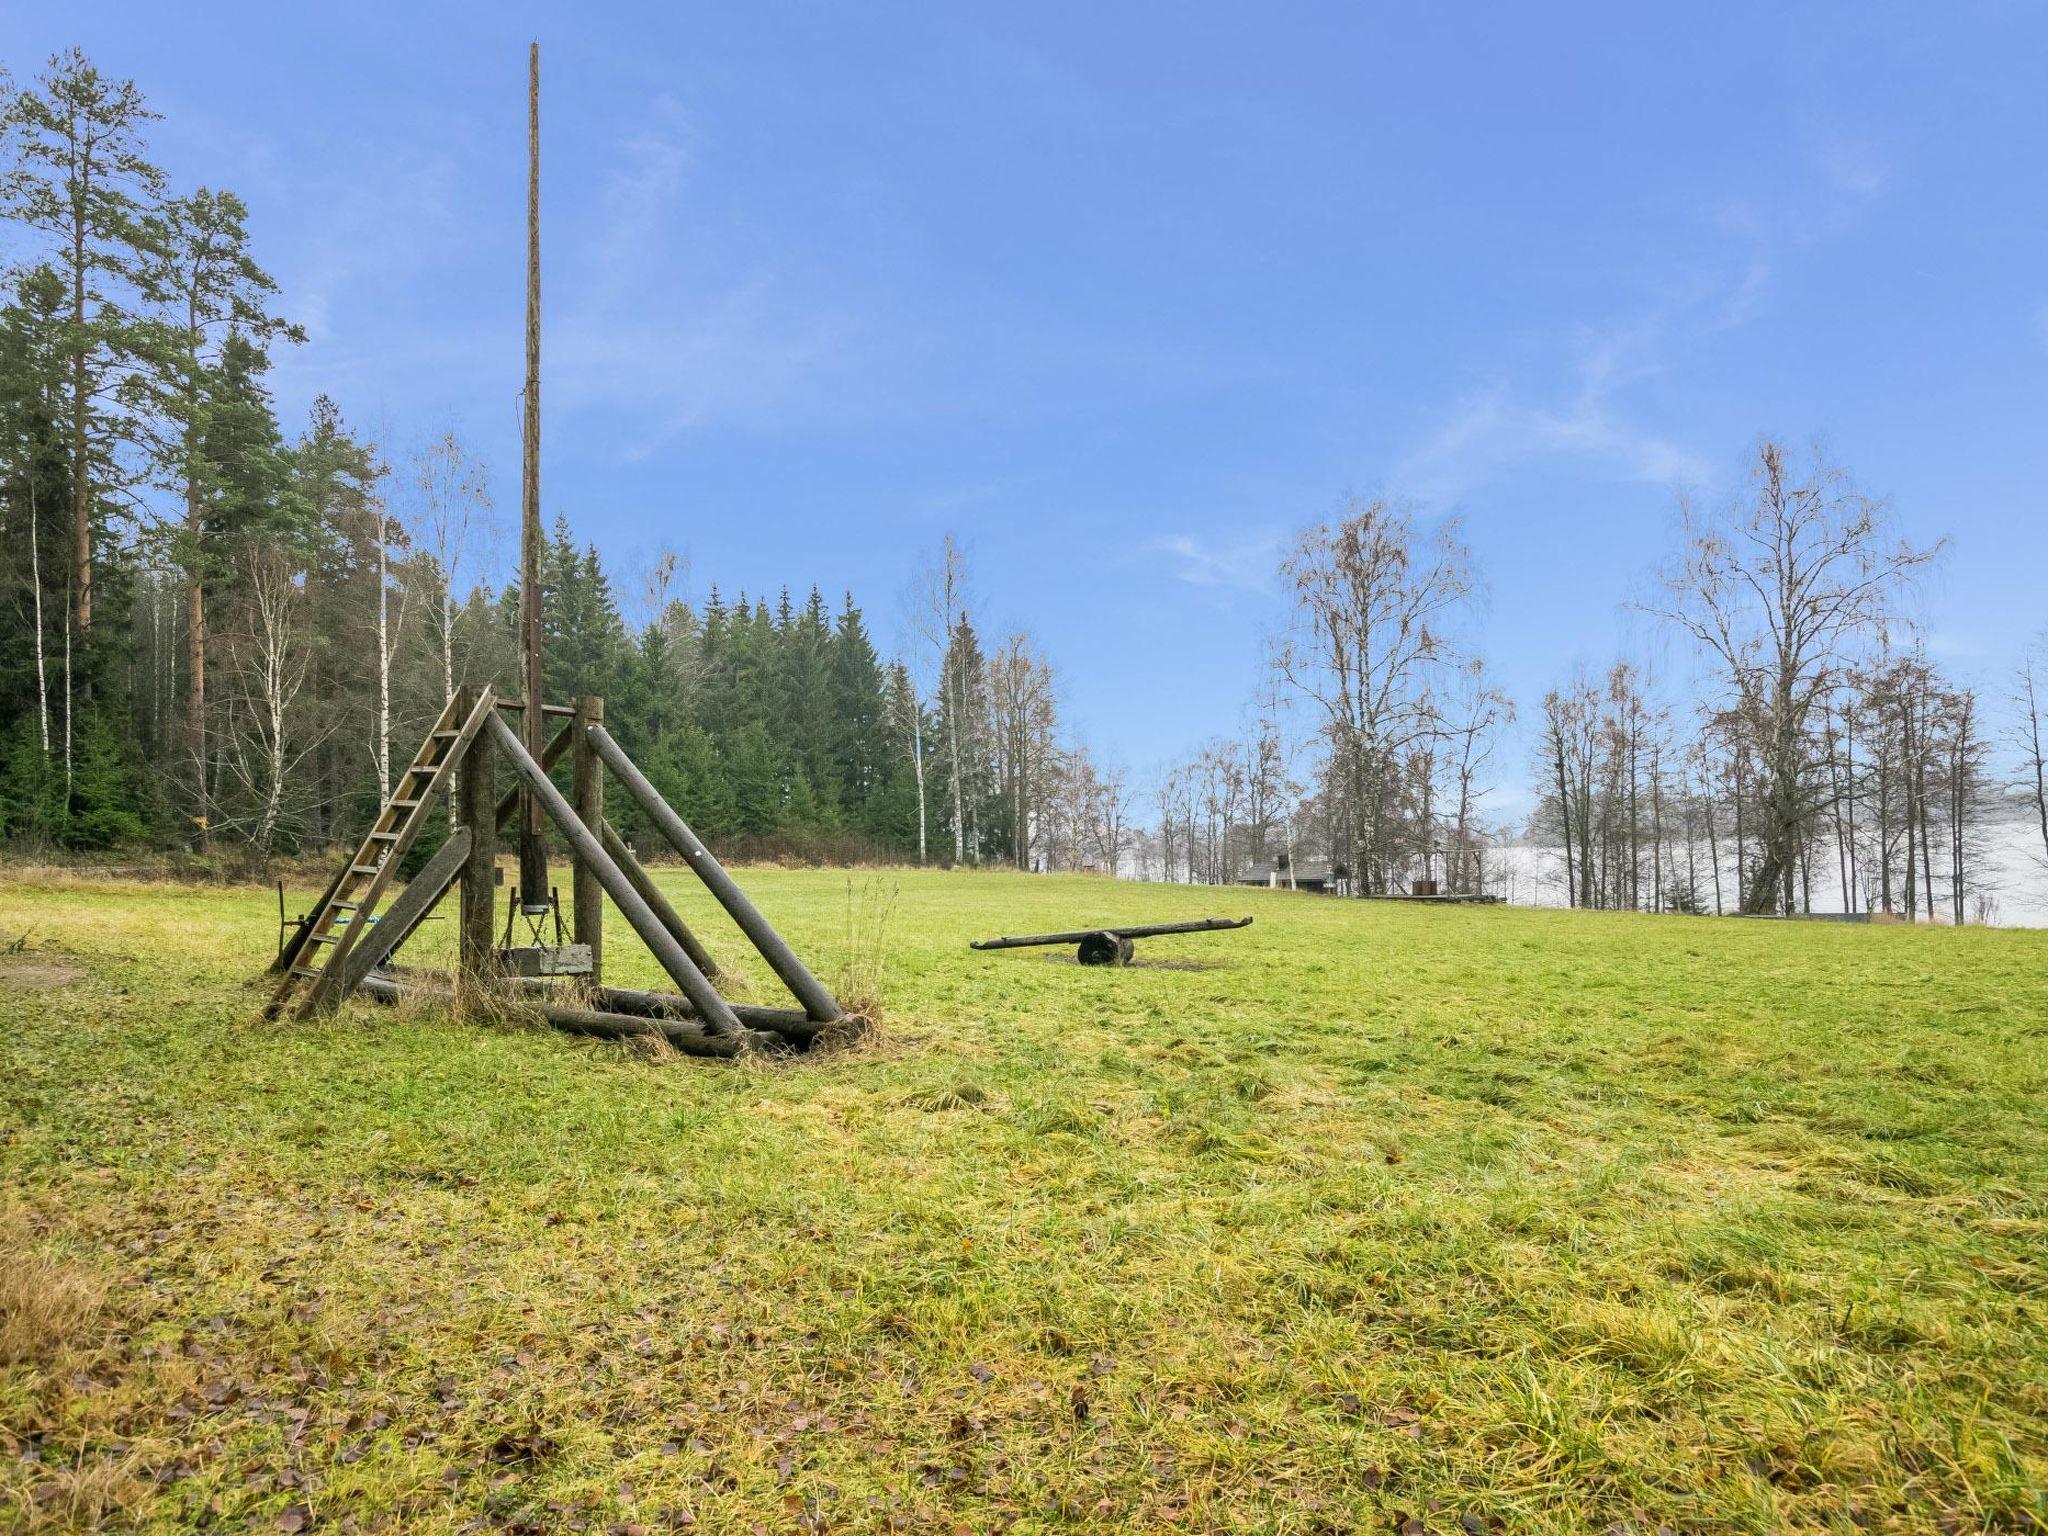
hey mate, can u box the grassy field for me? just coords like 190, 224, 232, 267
2, 866, 2045, 1534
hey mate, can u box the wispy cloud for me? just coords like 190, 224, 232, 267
1395, 379, 1711, 507
1149, 531, 1282, 594
1394, 128, 1890, 508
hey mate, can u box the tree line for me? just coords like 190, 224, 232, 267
0, 48, 1137, 870
4, 49, 2043, 918
1133, 441, 2046, 923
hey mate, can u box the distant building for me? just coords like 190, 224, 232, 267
1237, 855, 1339, 894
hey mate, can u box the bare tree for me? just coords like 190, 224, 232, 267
1645, 441, 1939, 914
24, 466, 50, 754
1278, 500, 1474, 894
409, 428, 495, 708
1440, 657, 1512, 894
2016, 638, 2048, 872
213, 545, 323, 853
907, 534, 969, 864
369, 490, 402, 800
987, 632, 1057, 869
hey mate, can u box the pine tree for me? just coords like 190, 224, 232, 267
830, 592, 891, 835
2, 48, 166, 640
141, 185, 301, 790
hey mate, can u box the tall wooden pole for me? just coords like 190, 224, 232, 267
518, 41, 549, 911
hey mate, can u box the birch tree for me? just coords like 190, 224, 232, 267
410, 428, 494, 707
1646, 442, 1938, 914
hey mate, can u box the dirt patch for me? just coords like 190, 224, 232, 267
0, 955, 87, 991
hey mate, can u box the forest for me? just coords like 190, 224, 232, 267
3, 47, 2046, 920
0, 50, 1141, 873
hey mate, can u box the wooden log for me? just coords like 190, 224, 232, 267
499, 977, 834, 1043
485, 711, 747, 1042
586, 722, 842, 1024
330, 827, 470, 999
572, 696, 604, 984
596, 817, 722, 979
492, 720, 574, 830
357, 972, 776, 1060
1075, 933, 1135, 967
971, 916, 1252, 951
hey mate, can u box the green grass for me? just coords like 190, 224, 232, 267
2, 866, 2045, 1533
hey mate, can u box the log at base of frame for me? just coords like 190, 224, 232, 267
498, 976, 858, 1046
358, 972, 787, 1059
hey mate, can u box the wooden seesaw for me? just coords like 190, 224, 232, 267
969, 916, 1252, 967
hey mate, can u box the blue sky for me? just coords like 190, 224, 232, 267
16, 2, 2047, 788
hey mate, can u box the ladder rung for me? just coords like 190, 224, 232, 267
331, 901, 359, 911
309, 933, 340, 945
390, 798, 421, 809
289, 966, 321, 980
369, 830, 401, 841
432, 729, 460, 739
350, 863, 381, 874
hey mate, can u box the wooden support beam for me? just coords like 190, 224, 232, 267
572, 696, 604, 985
459, 689, 498, 984
357, 973, 776, 1060
586, 722, 842, 1024
330, 828, 470, 1000
596, 817, 722, 980
298, 687, 495, 1019
498, 977, 839, 1043
492, 720, 575, 830
485, 711, 746, 1042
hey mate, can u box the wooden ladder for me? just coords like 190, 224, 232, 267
265, 687, 496, 1021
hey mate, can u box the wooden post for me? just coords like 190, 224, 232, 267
517, 42, 549, 913
572, 695, 604, 985
458, 687, 497, 986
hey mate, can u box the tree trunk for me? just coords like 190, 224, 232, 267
28, 483, 50, 754
69, 197, 92, 637
185, 464, 208, 839
911, 710, 928, 865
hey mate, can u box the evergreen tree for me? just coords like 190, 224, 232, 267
0, 266, 74, 770
1, 48, 165, 641
830, 592, 892, 835
139, 184, 301, 786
